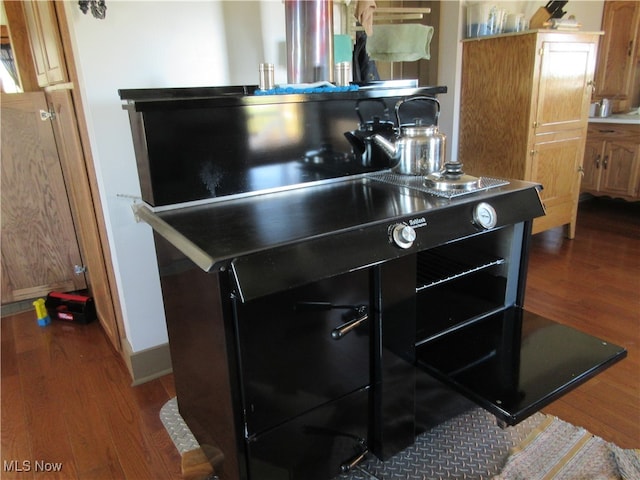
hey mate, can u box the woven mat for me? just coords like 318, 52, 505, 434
494, 415, 640, 480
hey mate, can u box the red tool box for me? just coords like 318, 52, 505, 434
46, 291, 96, 324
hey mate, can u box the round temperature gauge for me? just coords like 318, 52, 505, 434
473, 202, 497, 229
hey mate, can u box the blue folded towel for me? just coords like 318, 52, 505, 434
255, 81, 359, 95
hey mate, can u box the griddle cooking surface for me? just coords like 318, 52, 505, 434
153, 176, 442, 261
139, 176, 544, 293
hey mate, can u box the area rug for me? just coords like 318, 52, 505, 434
494, 415, 640, 480
160, 397, 639, 480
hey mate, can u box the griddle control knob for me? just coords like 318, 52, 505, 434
391, 223, 417, 249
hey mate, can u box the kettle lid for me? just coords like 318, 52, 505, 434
401, 124, 439, 137
362, 116, 395, 133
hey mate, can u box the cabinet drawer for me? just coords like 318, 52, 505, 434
588, 123, 640, 140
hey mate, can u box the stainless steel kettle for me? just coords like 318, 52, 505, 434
372, 97, 446, 176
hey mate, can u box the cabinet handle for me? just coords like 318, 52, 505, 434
595, 154, 600, 169
340, 447, 369, 473
294, 302, 369, 339
331, 306, 369, 340
578, 166, 585, 177
603, 155, 609, 169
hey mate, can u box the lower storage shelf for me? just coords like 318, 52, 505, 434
416, 271, 507, 342
415, 308, 626, 425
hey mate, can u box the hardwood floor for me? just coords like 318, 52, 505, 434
1, 196, 638, 479
0, 312, 182, 479
529, 196, 640, 449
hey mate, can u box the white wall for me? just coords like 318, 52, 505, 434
466, 1, 604, 27
65, 0, 287, 353
491, 1, 604, 30
63, 1, 281, 353
65, 0, 604, 356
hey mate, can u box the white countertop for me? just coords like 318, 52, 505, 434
589, 111, 640, 125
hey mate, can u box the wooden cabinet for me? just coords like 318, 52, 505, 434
593, 1, 640, 113
582, 123, 640, 200
458, 31, 600, 239
22, 0, 67, 87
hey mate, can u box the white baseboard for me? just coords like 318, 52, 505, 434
123, 339, 173, 385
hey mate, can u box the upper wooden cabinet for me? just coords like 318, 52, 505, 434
22, 0, 68, 87
458, 31, 600, 239
593, 1, 640, 113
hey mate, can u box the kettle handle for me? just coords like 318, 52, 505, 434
355, 98, 391, 126
395, 96, 441, 127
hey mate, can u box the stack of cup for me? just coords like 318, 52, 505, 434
505, 13, 527, 32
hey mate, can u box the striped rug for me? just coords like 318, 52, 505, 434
494, 415, 640, 480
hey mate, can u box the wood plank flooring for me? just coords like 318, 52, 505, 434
529, 196, 640, 449
1, 195, 638, 479
0, 312, 182, 479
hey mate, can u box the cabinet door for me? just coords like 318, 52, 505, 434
594, 1, 640, 109
234, 269, 370, 436
600, 140, 640, 197
534, 40, 596, 134
21, 0, 48, 86
21, 0, 67, 87
1, 92, 86, 302
531, 130, 584, 234
581, 138, 604, 191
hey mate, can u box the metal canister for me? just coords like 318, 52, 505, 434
259, 63, 275, 91
599, 98, 611, 117
335, 62, 351, 86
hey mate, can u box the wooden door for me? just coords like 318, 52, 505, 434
581, 138, 604, 191
1, 92, 86, 303
534, 39, 597, 134
600, 140, 640, 197
531, 130, 585, 236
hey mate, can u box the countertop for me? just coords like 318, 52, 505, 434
589, 111, 640, 125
